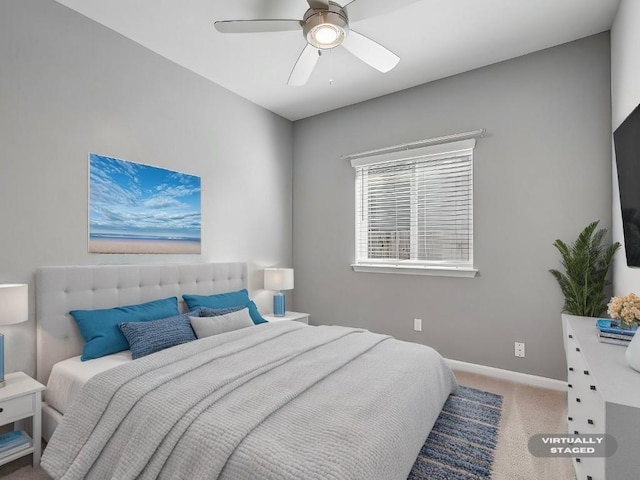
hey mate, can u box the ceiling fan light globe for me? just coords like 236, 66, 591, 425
314, 25, 338, 44
302, 8, 349, 49
309, 24, 343, 48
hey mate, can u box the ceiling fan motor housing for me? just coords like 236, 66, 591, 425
302, 3, 349, 49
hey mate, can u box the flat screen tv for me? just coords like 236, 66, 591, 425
614, 102, 640, 267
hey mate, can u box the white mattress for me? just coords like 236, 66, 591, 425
45, 351, 132, 415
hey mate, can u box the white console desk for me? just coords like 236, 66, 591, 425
563, 314, 640, 480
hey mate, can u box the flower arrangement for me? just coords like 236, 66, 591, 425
607, 293, 640, 328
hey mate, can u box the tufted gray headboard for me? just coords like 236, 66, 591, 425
36, 262, 247, 385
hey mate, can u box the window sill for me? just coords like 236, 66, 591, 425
351, 264, 478, 278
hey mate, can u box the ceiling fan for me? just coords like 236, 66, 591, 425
214, 0, 419, 86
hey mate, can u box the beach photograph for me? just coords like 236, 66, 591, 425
89, 153, 201, 254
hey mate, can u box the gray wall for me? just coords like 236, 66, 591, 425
0, 0, 293, 377
292, 33, 612, 380
611, 0, 640, 294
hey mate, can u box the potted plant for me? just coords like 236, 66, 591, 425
549, 220, 620, 317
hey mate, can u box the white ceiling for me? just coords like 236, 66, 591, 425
54, 0, 620, 121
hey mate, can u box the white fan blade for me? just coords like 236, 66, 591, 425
288, 44, 320, 86
307, 0, 330, 9
342, 30, 399, 73
343, 0, 421, 23
214, 19, 301, 34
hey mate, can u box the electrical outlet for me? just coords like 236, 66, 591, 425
414, 318, 422, 332
515, 342, 525, 358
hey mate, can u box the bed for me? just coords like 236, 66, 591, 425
36, 262, 457, 480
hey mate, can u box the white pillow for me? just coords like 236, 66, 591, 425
189, 307, 254, 338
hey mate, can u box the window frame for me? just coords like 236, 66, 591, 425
350, 138, 478, 278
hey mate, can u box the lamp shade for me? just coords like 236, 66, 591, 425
264, 268, 294, 291
0, 284, 29, 325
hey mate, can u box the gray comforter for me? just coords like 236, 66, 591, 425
42, 321, 457, 480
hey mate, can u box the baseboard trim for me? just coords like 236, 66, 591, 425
447, 359, 567, 392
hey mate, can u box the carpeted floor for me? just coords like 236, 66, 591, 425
0, 371, 573, 480
0, 461, 47, 480
455, 370, 575, 480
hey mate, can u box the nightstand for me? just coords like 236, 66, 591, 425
0, 372, 45, 467
263, 311, 309, 325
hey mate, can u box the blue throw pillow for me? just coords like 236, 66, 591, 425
183, 289, 267, 325
118, 314, 196, 360
70, 297, 180, 361
245, 301, 267, 325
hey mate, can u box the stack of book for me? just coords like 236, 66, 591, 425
596, 319, 638, 345
0, 431, 30, 460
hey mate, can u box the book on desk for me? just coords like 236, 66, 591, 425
596, 318, 637, 345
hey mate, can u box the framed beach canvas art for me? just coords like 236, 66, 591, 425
88, 153, 201, 254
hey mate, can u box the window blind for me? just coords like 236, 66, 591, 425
353, 138, 474, 269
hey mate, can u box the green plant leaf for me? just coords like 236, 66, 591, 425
549, 221, 620, 316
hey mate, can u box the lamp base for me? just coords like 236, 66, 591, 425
273, 292, 285, 317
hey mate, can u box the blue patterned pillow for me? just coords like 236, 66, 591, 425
118, 313, 196, 360
197, 306, 244, 317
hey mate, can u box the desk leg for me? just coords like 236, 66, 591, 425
33, 392, 41, 467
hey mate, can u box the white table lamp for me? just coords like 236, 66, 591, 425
264, 268, 294, 317
0, 284, 28, 388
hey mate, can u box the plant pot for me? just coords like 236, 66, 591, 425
625, 333, 640, 372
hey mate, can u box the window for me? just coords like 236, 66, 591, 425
351, 138, 477, 277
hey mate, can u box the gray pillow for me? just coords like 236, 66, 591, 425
189, 307, 254, 338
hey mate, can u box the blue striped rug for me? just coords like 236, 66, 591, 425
408, 385, 503, 480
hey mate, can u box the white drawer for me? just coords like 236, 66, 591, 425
565, 327, 580, 354
567, 387, 580, 429
0, 393, 34, 423
567, 351, 588, 381
575, 456, 605, 480
581, 390, 605, 433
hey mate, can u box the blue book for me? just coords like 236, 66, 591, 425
0, 432, 30, 460
0, 431, 25, 446
0, 432, 29, 457
596, 319, 638, 336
